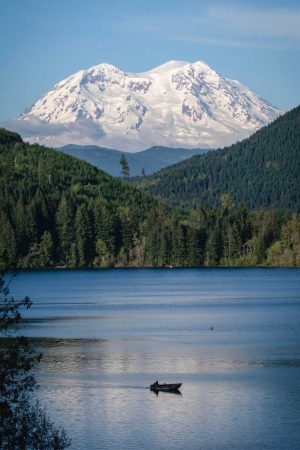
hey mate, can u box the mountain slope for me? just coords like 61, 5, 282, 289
11, 60, 280, 150
136, 106, 300, 212
0, 128, 154, 269
1, 128, 299, 268
59, 144, 207, 177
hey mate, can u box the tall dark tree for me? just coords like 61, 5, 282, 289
75, 205, 94, 267
55, 196, 75, 263
0, 213, 16, 270
120, 153, 130, 178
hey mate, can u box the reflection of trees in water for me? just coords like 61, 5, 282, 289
0, 274, 71, 449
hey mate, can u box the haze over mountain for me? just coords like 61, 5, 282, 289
59, 145, 207, 177
8, 60, 280, 151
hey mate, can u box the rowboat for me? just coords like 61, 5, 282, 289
150, 381, 182, 391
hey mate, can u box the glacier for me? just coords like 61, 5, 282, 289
14, 60, 281, 151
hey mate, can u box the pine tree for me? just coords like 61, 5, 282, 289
93, 199, 115, 255
75, 205, 94, 267
14, 199, 27, 257
187, 227, 206, 266
223, 223, 242, 264
55, 196, 75, 263
34, 189, 50, 238
40, 231, 54, 266
0, 212, 16, 269
205, 225, 221, 266
94, 239, 110, 268
120, 154, 130, 178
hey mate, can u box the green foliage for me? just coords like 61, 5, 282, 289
120, 153, 130, 178
0, 130, 155, 269
0, 274, 71, 449
266, 215, 300, 266
137, 106, 300, 213
0, 127, 299, 268
0, 128, 23, 146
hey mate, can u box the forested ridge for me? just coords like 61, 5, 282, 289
136, 106, 300, 212
0, 128, 299, 269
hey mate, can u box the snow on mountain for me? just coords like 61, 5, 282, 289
17, 60, 281, 151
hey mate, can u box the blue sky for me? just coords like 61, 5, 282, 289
0, 0, 299, 120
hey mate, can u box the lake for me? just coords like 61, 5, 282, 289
9, 268, 300, 450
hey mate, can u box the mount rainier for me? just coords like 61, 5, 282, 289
13, 60, 280, 151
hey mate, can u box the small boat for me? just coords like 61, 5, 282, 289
150, 381, 182, 391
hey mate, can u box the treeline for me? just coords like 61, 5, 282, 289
0, 129, 155, 269
0, 129, 299, 269
145, 197, 300, 267
136, 106, 300, 212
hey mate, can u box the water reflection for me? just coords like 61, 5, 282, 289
31, 337, 300, 379
8, 269, 300, 450
151, 389, 182, 397
33, 334, 300, 450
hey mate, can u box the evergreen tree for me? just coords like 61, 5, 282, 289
223, 223, 242, 265
0, 212, 16, 269
40, 231, 54, 266
93, 199, 115, 255
14, 199, 28, 257
0, 127, 299, 270
187, 227, 206, 266
120, 154, 130, 178
75, 205, 94, 267
55, 196, 75, 263
137, 106, 300, 213
172, 222, 187, 266
205, 225, 221, 266
24, 204, 38, 249
94, 239, 110, 268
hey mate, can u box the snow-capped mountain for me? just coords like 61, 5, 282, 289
17, 60, 280, 151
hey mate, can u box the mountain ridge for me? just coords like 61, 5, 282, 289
1, 126, 299, 268
59, 144, 207, 176
135, 106, 300, 212
8, 59, 280, 151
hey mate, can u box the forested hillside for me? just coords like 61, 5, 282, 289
137, 106, 300, 212
0, 129, 156, 269
0, 129, 299, 269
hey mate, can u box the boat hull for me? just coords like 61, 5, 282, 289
150, 383, 182, 391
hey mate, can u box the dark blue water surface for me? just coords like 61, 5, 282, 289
9, 268, 300, 450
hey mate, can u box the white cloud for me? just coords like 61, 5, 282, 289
1, 117, 105, 147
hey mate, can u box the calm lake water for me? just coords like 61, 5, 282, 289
9, 268, 300, 450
